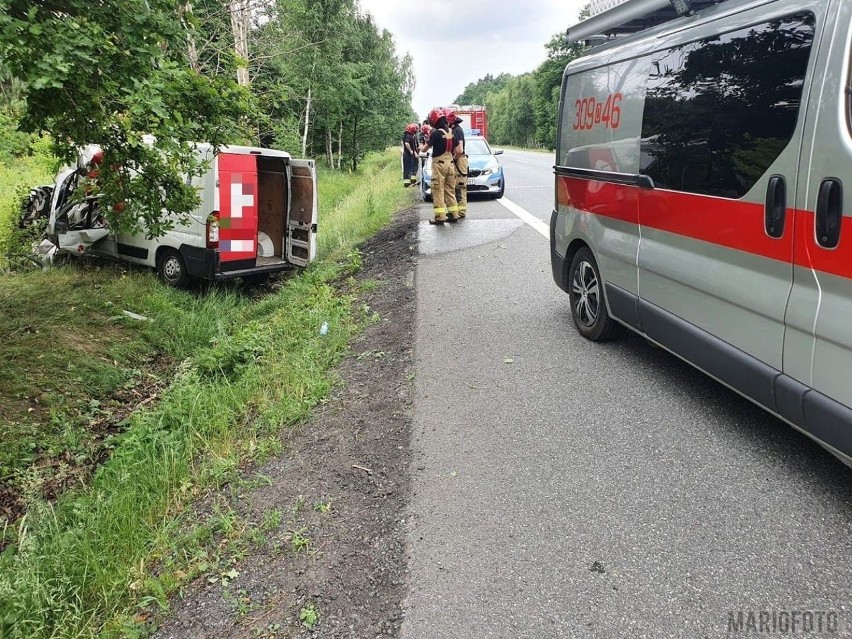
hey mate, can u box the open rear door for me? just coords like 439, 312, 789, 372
287, 159, 318, 266
218, 153, 259, 266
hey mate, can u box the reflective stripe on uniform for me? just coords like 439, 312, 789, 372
434, 206, 447, 214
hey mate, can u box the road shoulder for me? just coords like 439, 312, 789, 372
154, 208, 418, 639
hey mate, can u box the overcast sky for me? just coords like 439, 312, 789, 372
358, 0, 588, 120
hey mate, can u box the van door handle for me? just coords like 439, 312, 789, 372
765, 175, 786, 238
816, 178, 843, 248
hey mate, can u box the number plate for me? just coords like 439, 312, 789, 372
467, 178, 475, 186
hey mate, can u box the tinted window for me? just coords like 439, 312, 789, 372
640, 13, 814, 199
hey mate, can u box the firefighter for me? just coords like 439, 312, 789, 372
402, 123, 418, 187
419, 124, 432, 147
446, 108, 468, 219
421, 108, 459, 224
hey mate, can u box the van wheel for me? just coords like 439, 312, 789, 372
568, 247, 618, 341
157, 248, 192, 288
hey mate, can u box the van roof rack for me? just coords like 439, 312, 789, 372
568, 0, 727, 44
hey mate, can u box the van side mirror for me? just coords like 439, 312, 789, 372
493, 149, 504, 155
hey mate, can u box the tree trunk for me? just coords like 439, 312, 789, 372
337, 121, 343, 170
325, 128, 333, 168
301, 85, 312, 158
181, 3, 200, 72
230, 0, 250, 87
351, 116, 358, 172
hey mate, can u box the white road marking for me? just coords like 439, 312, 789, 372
496, 197, 549, 238
510, 185, 551, 189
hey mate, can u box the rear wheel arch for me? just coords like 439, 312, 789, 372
563, 239, 590, 285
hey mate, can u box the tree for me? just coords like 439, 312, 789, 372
454, 73, 513, 106
532, 33, 585, 148
250, 0, 413, 170
0, 0, 250, 237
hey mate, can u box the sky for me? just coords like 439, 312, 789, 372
358, 0, 588, 121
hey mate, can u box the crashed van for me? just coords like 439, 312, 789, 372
38, 144, 317, 287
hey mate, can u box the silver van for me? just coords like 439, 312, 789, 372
551, 0, 852, 464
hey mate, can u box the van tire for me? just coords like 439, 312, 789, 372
157, 248, 192, 289
568, 247, 618, 341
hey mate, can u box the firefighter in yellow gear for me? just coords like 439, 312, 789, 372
446, 108, 468, 219
421, 107, 459, 225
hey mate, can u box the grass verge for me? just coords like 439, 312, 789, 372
0, 137, 57, 266
0, 147, 413, 638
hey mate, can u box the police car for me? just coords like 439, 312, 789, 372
421, 133, 505, 201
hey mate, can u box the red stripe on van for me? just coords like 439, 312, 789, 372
558, 175, 638, 225
639, 186, 793, 263
557, 175, 852, 280
793, 210, 852, 278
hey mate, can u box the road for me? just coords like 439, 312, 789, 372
402, 149, 852, 638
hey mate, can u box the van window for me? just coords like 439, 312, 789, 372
639, 13, 815, 199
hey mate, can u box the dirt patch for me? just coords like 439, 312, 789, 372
153, 208, 419, 639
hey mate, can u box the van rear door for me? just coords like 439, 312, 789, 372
218, 153, 259, 267
287, 159, 317, 266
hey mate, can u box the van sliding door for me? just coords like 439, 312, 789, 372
287, 159, 317, 266
636, 7, 818, 397
786, 0, 852, 456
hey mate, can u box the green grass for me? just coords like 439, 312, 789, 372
496, 143, 554, 154
0, 147, 414, 638
317, 152, 413, 259
0, 137, 57, 264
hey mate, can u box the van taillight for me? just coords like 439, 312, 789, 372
207, 211, 220, 248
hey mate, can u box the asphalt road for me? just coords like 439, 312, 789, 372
402, 149, 852, 638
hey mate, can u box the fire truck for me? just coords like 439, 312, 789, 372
448, 104, 488, 139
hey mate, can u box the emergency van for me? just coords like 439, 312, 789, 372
551, 0, 852, 464
46, 144, 317, 287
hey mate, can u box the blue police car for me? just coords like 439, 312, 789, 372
421, 133, 505, 201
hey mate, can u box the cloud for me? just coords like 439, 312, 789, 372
359, 0, 587, 119
380, 2, 572, 42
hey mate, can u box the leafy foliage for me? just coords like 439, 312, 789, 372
0, 0, 251, 237
250, 0, 415, 170
0, 0, 415, 235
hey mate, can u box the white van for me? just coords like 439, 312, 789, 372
552, 0, 852, 465
45, 144, 317, 287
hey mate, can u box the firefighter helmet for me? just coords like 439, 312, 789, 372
444, 108, 457, 124
405, 123, 418, 134
422, 124, 432, 137
428, 108, 446, 126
